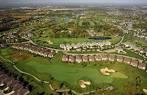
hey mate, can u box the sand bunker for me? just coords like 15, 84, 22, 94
49, 84, 55, 91
143, 89, 147, 94
79, 80, 91, 88
100, 67, 115, 76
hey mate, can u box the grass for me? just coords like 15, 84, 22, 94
17, 61, 113, 86
135, 40, 147, 48
109, 36, 121, 45
1, 48, 147, 94
123, 49, 144, 60
122, 32, 134, 43
111, 72, 128, 79
51, 38, 91, 44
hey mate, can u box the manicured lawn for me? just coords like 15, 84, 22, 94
109, 36, 121, 45
17, 60, 113, 86
15, 58, 147, 93
51, 38, 91, 45
1, 48, 147, 94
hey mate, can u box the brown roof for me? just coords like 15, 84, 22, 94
108, 54, 116, 61
123, 57, 131, 64
116, 55, 124, 62
68, 55, 75, 63
101, 53, 108, 60
138, 63, 146, 70
82, 55, 88, 62
130, 59, 139, 67
88, 55, 95, 62
95, 54, 102, 61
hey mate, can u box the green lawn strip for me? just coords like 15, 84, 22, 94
109, 36, 121, 45
135, 40, 147, 48
123, 49, 144, 60
50, 38, 92, 46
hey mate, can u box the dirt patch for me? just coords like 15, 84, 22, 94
10, 50, 32, 61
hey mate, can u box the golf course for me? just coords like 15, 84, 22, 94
1, 48, 147, 94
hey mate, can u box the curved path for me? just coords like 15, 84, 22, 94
0, 56, 49, 84
0, 56, 96, 95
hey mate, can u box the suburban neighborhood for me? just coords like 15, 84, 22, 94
0, 1, 147, 95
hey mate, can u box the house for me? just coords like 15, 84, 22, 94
65, 44, 72, 51
62, 55, 68, 62
68, 55, 75, 63
82, 55, 89, 62
116, 47, 125, 54
0, 72, 30, 95
101, 53, 108, 61
60, 41, 112, 52
12, 43, 55, 58
75, 55, 82, 63
130, 59, 139, 67
123, 57, 131, 64
116, 55, 124, 62
95, 54, 102, 61
108, 54, 116, 61
88, 55, 95, 62
138, 63, 146, 70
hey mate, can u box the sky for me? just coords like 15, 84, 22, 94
1, 0, 147, 8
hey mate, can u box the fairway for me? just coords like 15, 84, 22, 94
1, 48, 147, 94
111, 72, 128, 79
17, 59, 113, 86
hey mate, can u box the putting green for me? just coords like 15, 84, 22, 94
111, 72, 128, 79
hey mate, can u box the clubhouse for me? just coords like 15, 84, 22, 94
12, 43, 55, 58
0, 71, 30, 95
62, 53, 147, 71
